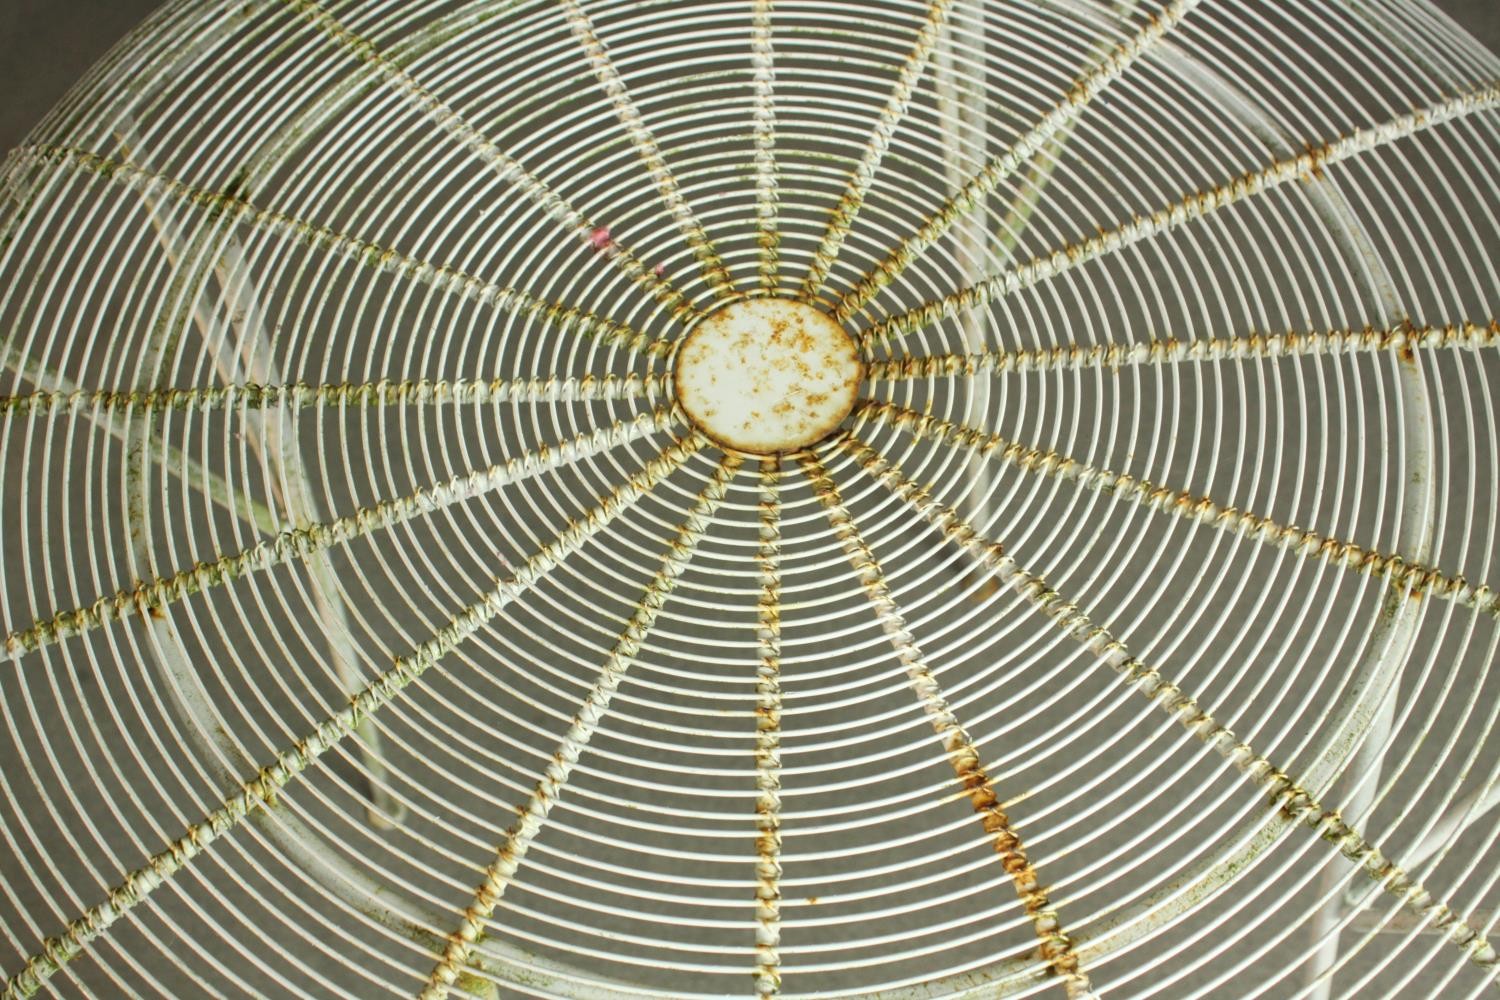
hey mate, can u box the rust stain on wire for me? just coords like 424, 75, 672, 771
834, 429, 1499, 976
857, 85, 1500, 345
3, 410, 681, 660
799, 451, 1096, 999
751, 0, 781, 293
753, 455, 785, 997
855, 400, 1500, 620
0, 437, 703, 1000
835, 0, 1201, 323
419, 455, 740, 1000
863, 319, 1500, 380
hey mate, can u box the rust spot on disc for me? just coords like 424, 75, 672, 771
673, 298, 862, 454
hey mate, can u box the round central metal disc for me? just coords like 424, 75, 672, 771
673, 298, 862, 455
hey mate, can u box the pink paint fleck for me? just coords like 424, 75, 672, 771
588, 226, 613, 250
653, 262, 667, 278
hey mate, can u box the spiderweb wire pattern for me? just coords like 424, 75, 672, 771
1, 0, 1498, 997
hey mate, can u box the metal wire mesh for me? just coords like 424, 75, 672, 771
1, 0, 1499, 997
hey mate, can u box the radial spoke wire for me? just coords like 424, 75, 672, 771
114, 116, 409, 830
13, 145, 670, 357
751, 0, 780, 293
834, 0, 1201, 323
418, 454, 741, 999
0, 372, 671, 418
832, 429, 1499, 974
799, 0, 954, 301
982, 0, 1144, 269
860, 84, 1500, 349
279, 0, 696, 320
0, 436, 703, 1000
3, 410, 679, 660
799, 452, 1097, 1000
3, 1, 1497, 996
855, 401, 1500, 619
753, 456, 784, 998
559, 0, 735, 301
864, 319, 1500, 381
0, 342, 281, 534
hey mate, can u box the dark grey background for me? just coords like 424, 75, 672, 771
0, 2, 1496, 998
0, 0, 1497, 155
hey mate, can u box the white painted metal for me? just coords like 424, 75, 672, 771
1, 1, 1498, 998
674, 299, 861, 455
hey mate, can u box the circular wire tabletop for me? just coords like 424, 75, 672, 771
1, 0, 1499, 997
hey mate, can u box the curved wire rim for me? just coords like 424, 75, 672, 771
1, 0, 1499, 997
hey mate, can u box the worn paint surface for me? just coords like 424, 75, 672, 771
674, 299, 862, 455
801, 452, 1097, 1000
865, 320, 1500, 380
854, 400, 1500, 620
857, 84, 1500, 343
835, 0, 1203, 322
418, 457, 739, 1000
834, 431, 1498, 977
753, 456, 784, 997
3, 0, 1498, 994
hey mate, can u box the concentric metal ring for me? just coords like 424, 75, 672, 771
2, 1, 1499, 998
